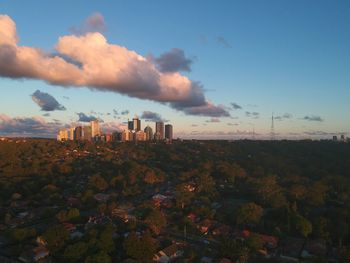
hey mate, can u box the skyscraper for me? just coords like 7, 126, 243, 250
128, 120, 133, 131
91, 120, 100, 138
144, 126, 153, 141
133, 117, 141, 131
69, 127, 75, 140
57, 128, 69, 141
74, 126, 83, 140
83, 126, 92, 141
165, 124, 173, 142
155, 122, 164, 140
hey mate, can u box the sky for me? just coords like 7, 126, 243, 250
0, 0, 349, 139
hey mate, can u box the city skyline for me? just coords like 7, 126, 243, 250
56, 116, 174, 143
0, 1, 350, 140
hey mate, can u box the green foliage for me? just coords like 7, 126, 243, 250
12, 227, 36, 242
85, 251, 111, 263
123, 232, 157, 263
145, 209, 167, 235
56, 208, 80, 222
236, 202, 263, 226
89, 175, 108, 191
63, 242, 88, 262
42, 225, 69, 254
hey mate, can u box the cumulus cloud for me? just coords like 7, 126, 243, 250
154, 48, 193, 73
303, 115, 324, 122
231, 102, 242, 110
70, 13, 106, 35
0, 114, 63, 137
217, 36, 232, 48
0, 14, 229, 118
77, 112, 98, 122
206, 118, 220, 123
141, 111, 165, 122
31, 90, 66, 111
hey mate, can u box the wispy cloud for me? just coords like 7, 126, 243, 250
217, 36, 232, 48
245, 111, 260, 119
231, 102, 242, 110
31, 90, 66, 111
205, 118, 220, 123
275, 113, 293, 121
70, 13, 106, 35
303, 115, 324, 122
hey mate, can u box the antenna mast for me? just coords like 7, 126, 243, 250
270, 113, 275, 140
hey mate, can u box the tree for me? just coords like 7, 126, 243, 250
12, 227, 36, 242
245, 233, 263, 253
63, 242, 88, 262
123, 232, 157, 263
85, 251, 111, 263
145, 210, 167, 235
42, 225, 69, 254
294, 215, 312, 238
89, 175, 108, 191
236, 202, 263, 226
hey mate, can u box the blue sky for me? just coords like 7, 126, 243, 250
0, 0, 349, 139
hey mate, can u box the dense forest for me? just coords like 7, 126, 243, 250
0, 138, 349, 263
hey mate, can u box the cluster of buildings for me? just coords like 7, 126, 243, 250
57, 117, 173, 143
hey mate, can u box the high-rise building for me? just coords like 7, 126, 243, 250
144, 126, 153, 141
91, 120, 100, 138
83, 126, 92, 141
74, 126, 83, 140
122, 130, 133, 141
69, 127, 75, 140
155, 122, 164, 140
165, 124, 173, 142
133, 117, 141, 131
57, 128, 69, 141
128, 120, 134, 131
135, 131, 147, 141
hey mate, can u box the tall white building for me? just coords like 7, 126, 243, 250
91, 120, 100, 138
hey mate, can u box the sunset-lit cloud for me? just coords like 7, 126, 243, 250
0, 14, 230, 118
154, 48, 193, 73
0, 114, 64, 137
141, 111, 166, 122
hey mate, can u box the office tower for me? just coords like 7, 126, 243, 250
135, 130, 147, 141
74, 126, 83, 140
105, 133, 113, 142
112, 131, 122, 141
341, 134, 345, 142
122, 130, 133, 141
69, 127, 75, 140
133, 117, 141, 131
83, 126, 92, 141
155, 122, 164, 140
333, 136, 338, 141
165, 124, 173, 142
144, 126, 153, 141
128, 120, 133, 131
57, 128, 69, 141
91, 120, 100, 138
